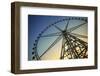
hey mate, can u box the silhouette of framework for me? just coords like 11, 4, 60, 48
32, 17, 88, 60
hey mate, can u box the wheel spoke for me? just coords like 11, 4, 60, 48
65, 19, 70, 31
54, 25, 63, 32
68, 22, 87, 32
41, 32, 62, 37
40, 35, 62, 58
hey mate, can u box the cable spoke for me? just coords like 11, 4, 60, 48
54, 25, 63, 32
68, 22, 87, 32
65, 19, 70, 31
70, 33, 87, 38
40, 35, 62, 58
41, 32, 62, 37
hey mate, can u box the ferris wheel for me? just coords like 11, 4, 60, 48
32, 17, 88, 60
